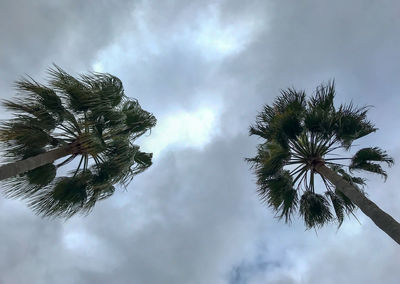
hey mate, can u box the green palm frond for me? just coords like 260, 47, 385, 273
26, 164, 57, 187
85, 183, 115, 211
304, 83, 336, 138
131, 150, 153, 175
0, 121, 52, 149
122, 100, 157, 137
247, 142, 290, 178
351, 147, 394, 166
351, 162, 388, 180
250, 89, 306, 146
350, 147, 394, 180
274, 88, 306, 113
29, 172, 92, 218
271, 110, 304, 146
14, 78, 65, 119
309, 81, 335, 111
304, 110, 334, 139
81, 73, 124, 107
258, 170, 298, 222
335, 189, 357, 214
325, 191, 345, 227
2, 101, 57, 131
300, 191, 333, 228
49, 65, 102, 113
335, 104, 376, 149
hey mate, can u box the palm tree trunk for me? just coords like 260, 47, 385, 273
0, 144, 76, 181
316, 163, 400, 245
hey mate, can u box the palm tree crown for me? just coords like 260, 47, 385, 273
0, 66, 156, 218
248, 82, 394, 228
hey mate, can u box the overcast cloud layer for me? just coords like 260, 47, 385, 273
0, 1, 399, 283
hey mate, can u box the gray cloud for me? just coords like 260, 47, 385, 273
0, 0, 137, 94
0, 0, 399, 283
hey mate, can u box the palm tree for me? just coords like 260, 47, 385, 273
0, 66, 156, 218
247, 82, 400, 244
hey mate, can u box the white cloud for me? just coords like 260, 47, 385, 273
92, 62, 104, 73
192, 4, 260, 59
141, 105, 220, 157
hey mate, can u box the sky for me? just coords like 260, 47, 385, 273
0, 0, 399, 283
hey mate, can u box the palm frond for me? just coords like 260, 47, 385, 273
325, 191, 345, 227
247, 142, 290, 179
335, 103, 376, 149
271, 110, 303, 146
350, 147, 393, 180
26, 164, 57, 186
14, 78, 65, 119
335, 189, 357, 214
48, 65, 101, 113
309, 81, 335, 111
249, 89, 306, 146
132, 150, 153, 174
121, 100, 157, 138
351, 147, 394, 166
258, 170, 298, 222
351, 162, 388, 180
2, 101, 57, 131
80, 73, 124, 107
28, 171, 92, 218
275, 88, 306, 113
299, 191, 333, 229
0, 121, 52, 149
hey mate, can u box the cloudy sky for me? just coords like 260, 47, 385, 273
0, 0, 400, 283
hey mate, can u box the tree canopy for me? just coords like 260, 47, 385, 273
0, 66, 156, 218
247, 82, 393, 228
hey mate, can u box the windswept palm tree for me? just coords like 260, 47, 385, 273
247, 82, 400, 244
0, 66, 156, 218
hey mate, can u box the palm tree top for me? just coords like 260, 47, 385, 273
247, 81, 393, 228
0, 65, 156, 218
